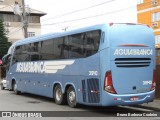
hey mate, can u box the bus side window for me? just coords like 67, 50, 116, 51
84, 30, 101, 57
67, 30, 101, 59
30, 54, 41, 61
12, 46, 21, 65
68, 33, 84, 58
61, 37, 69, 59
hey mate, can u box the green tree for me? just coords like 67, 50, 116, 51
0, 19, 11, 59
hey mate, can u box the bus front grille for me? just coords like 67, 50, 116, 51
115, 58, 151, 68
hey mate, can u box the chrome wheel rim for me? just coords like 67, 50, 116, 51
69, 91, 75, 103
14, 83, 17, 92
56, 88, 62, 101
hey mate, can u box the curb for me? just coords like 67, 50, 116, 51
139, 100, 160, 111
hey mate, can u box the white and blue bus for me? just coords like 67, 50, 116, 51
4, 23, 156, 107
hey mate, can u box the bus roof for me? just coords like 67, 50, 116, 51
14, 23, 105, 46
14, 23, 151, 47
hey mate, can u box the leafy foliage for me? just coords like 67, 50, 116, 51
0, 19, 11, 59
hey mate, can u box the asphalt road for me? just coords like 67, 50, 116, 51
0, 89, 159, 120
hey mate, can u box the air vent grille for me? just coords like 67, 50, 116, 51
115, 58, 151, 67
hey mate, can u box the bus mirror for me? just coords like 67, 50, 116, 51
2, 54, 11, 65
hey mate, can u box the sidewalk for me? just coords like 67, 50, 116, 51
140, 99, 160, 110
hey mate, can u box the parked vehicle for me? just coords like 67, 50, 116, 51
1, 79, 7, 90
3, 23, 156, 107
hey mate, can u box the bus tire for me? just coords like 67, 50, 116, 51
54, 85, 66, 105
67, 86, 77, 108
13, 81, 20, 95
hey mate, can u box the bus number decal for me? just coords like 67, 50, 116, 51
89, 71, 98, 76
143, 80, 152, 85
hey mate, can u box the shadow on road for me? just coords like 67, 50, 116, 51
10, 92, 160, 112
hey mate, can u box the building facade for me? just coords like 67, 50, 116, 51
137, 0, 160, 65
137, 0, 160, 98
137, 0, 160, 44
0, 0, 46, 43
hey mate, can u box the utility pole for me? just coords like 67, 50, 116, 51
22, 0, 28, 38
62, 26, 68, 31
14, 0, 29, 38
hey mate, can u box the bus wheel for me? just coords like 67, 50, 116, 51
13, 81, 20, 95
54, 85, 66, 105
67, 86, 77, 108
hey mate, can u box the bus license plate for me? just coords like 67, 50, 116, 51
130, 96, 139, 101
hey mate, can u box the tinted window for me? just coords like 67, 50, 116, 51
83, 30, 101, 57
40, 37, 67, 60
13, 30, 101, 62
40, 40, 54, 60
29, 42, 41, 61
68, 33, 84, 58
68, 30, 101, 58
13, 45, 29, 63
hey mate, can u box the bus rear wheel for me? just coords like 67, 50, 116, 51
67, 86, 77, 108
54, 85, 66, 105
